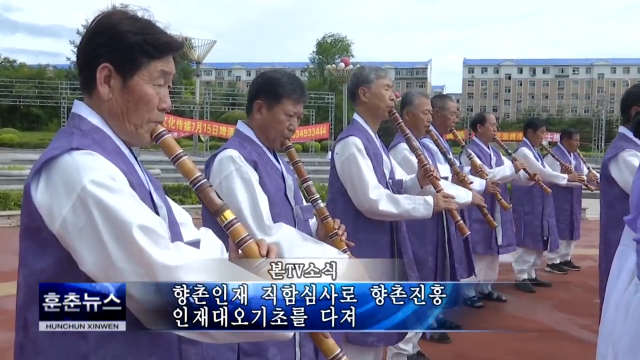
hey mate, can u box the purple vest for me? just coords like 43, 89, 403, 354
327, 120, 417, 347
599, 130, 640, 307
510, 141, 560, 252
465, 140, 517, 255
387, 132, 475, 281
549, 145, 583, 241
14, 113, 221, 360
202, 130, 320, 360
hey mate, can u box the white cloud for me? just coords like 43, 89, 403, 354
0, 0, 639, 92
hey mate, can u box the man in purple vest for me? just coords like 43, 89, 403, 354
422, 95, 502, 310
597, 118, 640, 359
202, 69, 352, 360
543, 129, 599, 275
326, 66, 457, 360
15, 9, 288, 360
388, 90, 487, 359
599, 84, 640, 315
459, 112, 532, 303
511, 118, 584, 293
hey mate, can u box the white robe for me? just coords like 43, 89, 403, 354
597, 127, 640, 360
31, 100, 294, 344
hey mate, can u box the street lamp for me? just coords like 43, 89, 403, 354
326, 57, 359, 135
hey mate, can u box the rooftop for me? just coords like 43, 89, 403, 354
463, 58, 640, 66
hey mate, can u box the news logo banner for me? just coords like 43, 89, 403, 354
136, 282, 458, 332
39, 283, 127, 332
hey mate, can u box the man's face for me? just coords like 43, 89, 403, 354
360, 77, 396, 121
102, 56, 175, 147
252, 98, 304, 150
433, 100, 459, 131
478, 114, 498, 138
564, 134, 580, 152
405, 97, 433, 135
528, 126, 546, 147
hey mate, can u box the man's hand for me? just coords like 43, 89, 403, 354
418, 163, 441, 187
433, 192, 457, 213
471, 192, 487, 208
588, 172, 599, 183
513, 160, 526, 173
317, 217, 355, 248
568, 173, 586, 183
228, 237, 278, 261
560, 164, 573, 175
484, 179, 501, 194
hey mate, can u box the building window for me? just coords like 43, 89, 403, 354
481, 67, 488, 74
586, 80, 591, 88
216, 81, 223, 88
572, 67, 580, 75
610, 67, 617, 74
572, 93, 579, 100
597, 73, 605, 80
235, 76, 241, 82
597, 87, 605, 94
572, 80, 580, 87
245, 81, 251, 89
571, 106, 578, 114
586, 67, 592, 74
504, 113, 511, 120
528, 93, 535, 99
246, 70, 252, 77
493, 93, 499, 99
227, 70, 233, 76
610, 95, 616, 101
480, 92, 488, 99
493, 80, 499, 87
406, 82, 413, 89
542, 67, 550, 74
623, 80, 630, 88
202, 70, 212, 77
216, 70, 223, 77
395, 81, 401, 90
585, 94, 591, 100
557, 67, 567, 74
493, 67, 500, 74
517, 80, 523, 87
558, 80, 565, 89
481, 80, 488, 87
416, 81, 427, 88
529, 80, 536, 87
584, 108, 590, 114
529, 67, 537, 76
503, 100, 511, 106
468, 67, 475, 74
492, 105, 499, 112
466, 106, 474, 114
480, 106, 487, 112
517, 67, 523, 74
504, 73, 512, 80
610, 80, 616, 87
557, 94, 564, 100
504, 86, 512, 94
467, 80, 474, 87
623, 67, 630, 74
542, 93, 549, 99
543, 81, 550, 87
467, 93, 474, 99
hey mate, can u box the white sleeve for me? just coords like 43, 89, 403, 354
389, 143, 472, 207
514, 147, 568, 186
543, 154, 582, 188
610, 149, 640, 194
333, 137, 434, 221
209, 149, 346, 260
505, 156, 534, 186
30, 150, 293, 343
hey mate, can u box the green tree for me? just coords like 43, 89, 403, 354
308, 33, 354, 81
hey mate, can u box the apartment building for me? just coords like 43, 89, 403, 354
432, 85, 446, 95
461, 58, 640, 120
197, 61, 433, 93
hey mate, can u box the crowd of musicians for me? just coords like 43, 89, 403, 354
11, 8, 640, 360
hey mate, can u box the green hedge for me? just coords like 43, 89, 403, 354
0, 184, 202, 212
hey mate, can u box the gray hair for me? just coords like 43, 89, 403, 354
399, 90, 430, 118
430, 94, 456, 111
347, 66, 391, 105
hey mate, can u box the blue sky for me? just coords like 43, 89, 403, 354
0, 0, 638, 93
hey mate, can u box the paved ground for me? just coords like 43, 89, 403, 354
0, 221, 601, 360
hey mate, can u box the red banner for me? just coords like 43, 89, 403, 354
445, 130, 560, 143
163, 114, 330, 143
